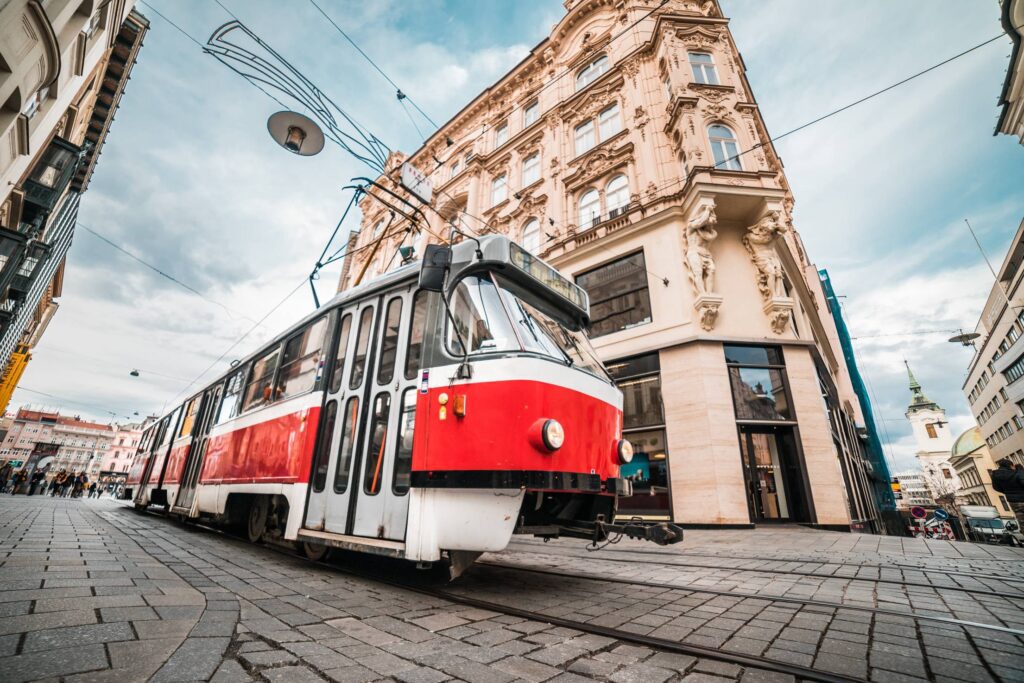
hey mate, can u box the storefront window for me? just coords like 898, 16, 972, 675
608, 353, 671, 518
729, 367, 791, 420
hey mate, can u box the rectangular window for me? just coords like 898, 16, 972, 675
618, 374, 664, 430
404, 291, 428, 381
330, 313, 353, 394
575, 252, 653, 338
311, 400, 337, 493
377, 297, 403, 385
491, 174, 508, 205
333, 397, 360, 493
17, 257, 38, 278
241, 346, 281, 412
521, 153, 540, 187
574, 120, 595, 156
728, 367, 792, 421
363, 392, 391, 495
393, 388, 416, 495
689, 52, 719, 85
523, 101, 539, 126
598, 103, 621, 140
926, 423, 937, 438
495, 121, 508, 148
216, 369, 246, 424
349, 306, 374, 390
450, 160, 460, 179
724, 346, 783, 366
277, 316, 328, 399
1005, 356, 1024, 384
178, 397, 199, 437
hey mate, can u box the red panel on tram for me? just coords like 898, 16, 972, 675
199, 406, 320, 485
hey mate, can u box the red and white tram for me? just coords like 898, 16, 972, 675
125, 235, 682, 571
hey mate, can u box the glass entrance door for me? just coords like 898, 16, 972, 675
738, 426, 807, 522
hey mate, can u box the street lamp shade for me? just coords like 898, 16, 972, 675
948, 331, 980, 346
129, 369, 140, 377
267, 111, 325, 156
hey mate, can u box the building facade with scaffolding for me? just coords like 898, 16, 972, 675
335, 0, 885, 531
0, 1, 148, 412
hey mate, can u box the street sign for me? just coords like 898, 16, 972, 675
933, 508, 949, 522
911, 506, 926, 519
400, 161, 433, 204
7, 460, 22, 468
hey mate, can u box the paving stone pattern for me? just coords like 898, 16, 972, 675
0, 497, 1022, 682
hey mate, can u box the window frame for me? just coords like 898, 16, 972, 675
708, 124, 742, 171
240, 344, 284, 414
275, 315, 330, 401
404, 291, 429, 381
376, 297, 404, 386
523, 100, 539, 127
688, 51, 720, 85
494, 121, 509, 148
574, 250, 654, 338
491, 173, 508, 205
578, 188, 600, 228
520, 218, 541, 255
574, 119, 595, 156
521, 152, 540, 187
598, 103, 621, 140
605, 174, 629, 215
575, 55, 609, 91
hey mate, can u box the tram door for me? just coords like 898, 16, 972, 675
350, 289, 419, 540
303, 300, 374, 533
174, 384, 222, 512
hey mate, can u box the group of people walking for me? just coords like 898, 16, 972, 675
0, 463, 105, 498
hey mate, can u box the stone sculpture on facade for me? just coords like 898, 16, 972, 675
683, 202, 722, 331
742, 211, 794, 334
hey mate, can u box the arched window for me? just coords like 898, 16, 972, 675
372, 219, 385, 237
605, 175, 629, 215
708, 124, 741, 170
575, 55, 609, 91
521, 219, 540, 254
579, 189, 600, 228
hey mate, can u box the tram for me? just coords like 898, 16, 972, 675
125, 235, 682, 572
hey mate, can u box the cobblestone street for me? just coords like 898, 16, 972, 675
1, 497, 1023, 683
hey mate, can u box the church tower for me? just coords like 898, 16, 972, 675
904, 362, 960, 501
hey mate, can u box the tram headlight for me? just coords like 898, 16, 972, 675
617, 438, 634, 464
541, 419, 565, 451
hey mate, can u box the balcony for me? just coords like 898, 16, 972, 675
20, 137, 82, 222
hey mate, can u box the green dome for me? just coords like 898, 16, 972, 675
952, 427, 985, 457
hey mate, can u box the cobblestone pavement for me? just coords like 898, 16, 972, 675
1, 497, 1023, 683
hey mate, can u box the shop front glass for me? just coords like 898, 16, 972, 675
608, 354, 671, 518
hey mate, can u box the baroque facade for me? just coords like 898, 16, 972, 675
0, 1, 147, 411
338, 0, 886, 530
998, 0, 1024, 144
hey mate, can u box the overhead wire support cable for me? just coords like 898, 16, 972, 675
307, 0, 438, 130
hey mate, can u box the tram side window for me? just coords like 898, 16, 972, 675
178, 397, 199, 437
377, 298, 403, 385
311, 400, 337, 492
333, 396, 360, 493
241, 346, 282, 412
363, 392, 392, 495
217, 369, 246, 424
393, 388, 416, 495
278, 316, 328, 399
329, 314, 353, 394
404, 291, 428, 380
349, 306, 374, 390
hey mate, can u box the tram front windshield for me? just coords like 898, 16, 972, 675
447, 273, 609, 380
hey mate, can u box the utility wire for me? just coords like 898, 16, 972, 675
307, 0, 438, 130
79, 224, 260, 326
15, 386, 136, 421
163, 278, 308, 410
851, 329, 959, 340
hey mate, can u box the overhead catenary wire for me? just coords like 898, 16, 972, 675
79, 224, 260, 326
14, 386, 136, 422
306, 0, 438, 130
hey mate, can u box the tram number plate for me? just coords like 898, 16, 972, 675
420, 370, 429, 394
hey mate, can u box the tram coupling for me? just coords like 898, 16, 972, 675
549, 515, 684, 546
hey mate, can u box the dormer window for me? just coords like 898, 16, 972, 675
575, 55, 609, 91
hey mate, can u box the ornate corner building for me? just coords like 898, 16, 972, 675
0, 0, 148, 411
338, 0, 894, 532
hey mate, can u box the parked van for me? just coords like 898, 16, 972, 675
959, 505, 1019, 544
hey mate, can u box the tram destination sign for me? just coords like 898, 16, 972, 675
510, 242, 589, 312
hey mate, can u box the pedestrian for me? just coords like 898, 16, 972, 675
60, 472, 73, 498
0, 462, 11, 493
88, 482, 98, 499
72, 473, 85, 499
48, 472, 60, 497
991, 458, 1024, 525
12, 470, 27, 495
27, 470, 44, 496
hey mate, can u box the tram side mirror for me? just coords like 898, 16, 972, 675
419, 244, 452, 292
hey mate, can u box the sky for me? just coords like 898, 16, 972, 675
9, 0, 1024, 474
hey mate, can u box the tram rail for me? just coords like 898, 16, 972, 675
125, 505, 868, 683
476, 559, 1024, 636
504, 540, 1024, 600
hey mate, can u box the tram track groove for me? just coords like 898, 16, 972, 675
504, 541, 1024, 600
122, 506, 870, 683
510, 539, 1024, 583
476, 559, 1024, 636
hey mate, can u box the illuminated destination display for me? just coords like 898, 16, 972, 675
509, 242, 589, 312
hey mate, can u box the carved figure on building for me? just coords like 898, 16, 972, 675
742, 211, 786, 300
683, 203, 718, 295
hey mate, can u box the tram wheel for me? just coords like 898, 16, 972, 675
301, 541, 328, 562
246, 496, 269, 543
